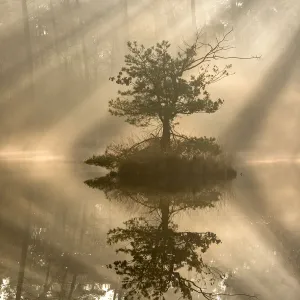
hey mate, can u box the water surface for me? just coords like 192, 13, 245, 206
0, 157, 300, 299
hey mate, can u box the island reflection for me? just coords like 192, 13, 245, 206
85, 172, 236, 300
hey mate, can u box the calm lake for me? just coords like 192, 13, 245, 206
0, 156, 299, 300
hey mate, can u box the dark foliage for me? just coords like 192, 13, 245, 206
107, 217, 221, 300
85, 135, 236, 188
108, 39, 228, 128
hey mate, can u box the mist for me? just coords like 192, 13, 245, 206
1, 0, 300, 299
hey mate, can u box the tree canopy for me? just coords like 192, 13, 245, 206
108, 38, 228, 125
108, 31, 244, 149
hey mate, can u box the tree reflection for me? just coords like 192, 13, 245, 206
86, 175, 232, 300
0, 217, 116, 300
85, 171, 226, 209
0, 161, 119, 300
107, 216, 221, 300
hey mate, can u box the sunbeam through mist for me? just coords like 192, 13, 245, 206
1, 1, 300, 300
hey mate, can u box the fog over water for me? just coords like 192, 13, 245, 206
1, 1, 300, 299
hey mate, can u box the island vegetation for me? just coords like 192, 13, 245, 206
85, 29, 257, 182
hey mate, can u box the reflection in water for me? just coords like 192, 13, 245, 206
86, 174, 236, 300
2, 161, 300, 299
0, 162, 120, 300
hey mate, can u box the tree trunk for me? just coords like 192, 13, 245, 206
79, 201, 86, 246
67, 274, 77, 300
15, 200, 31, 300
37, 262, 52, 299
229, 0, 242, 55
160, 199, 172, 287
122, 0, 129, 43
152, 0, 162, 40
161, 118, 171, 151
110, 19, 120, 76
160, 199, 170, 232
21, 0, 34, 103
62, 205, 67, 238
67, 200, 86, 300
59, 269, 68, 300
49, 0, 59, 57
81, 33, 90, 83
163, 0, 175, 40
110, 1, 124, 75
191, 0, 196, 29
43, 262, 51, 291
112, 289, 117, 300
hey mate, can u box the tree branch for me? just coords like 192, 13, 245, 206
181, 28, 260, 73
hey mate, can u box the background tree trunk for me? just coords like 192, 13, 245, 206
21, 0, 34, 104
43, 262, 51, 292
122, 0, 129, 43
49, 0, 59, 57
67, 274, 77, 300
59, 269, 68, 300
112, 289, 117, 300
15, 200, 31, 300
81, 33, 90, 83
191, 0, 196, 29
152, 0, 162, 40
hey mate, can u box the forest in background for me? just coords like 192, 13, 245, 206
0, 0, 299, 158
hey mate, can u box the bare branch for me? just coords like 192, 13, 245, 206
212, 55, 261, 60
184, 277, 259, 300
180, 28, 259, 73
